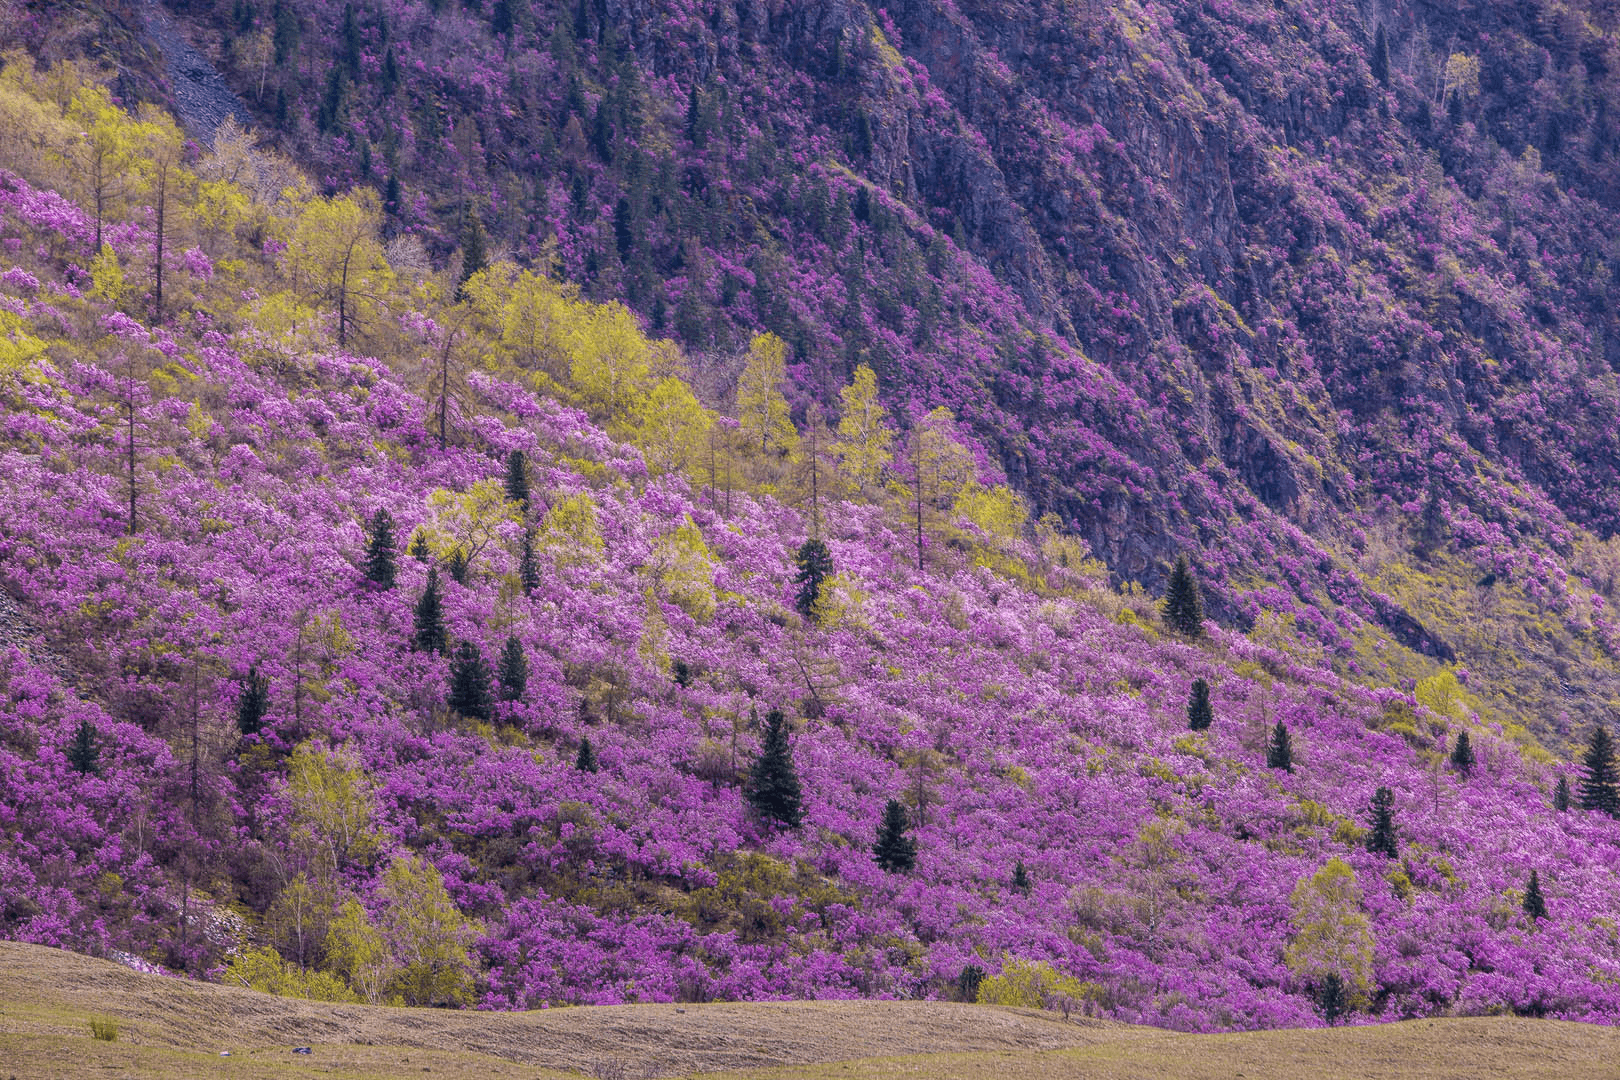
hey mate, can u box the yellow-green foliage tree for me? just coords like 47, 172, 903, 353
903, 406, 977, 567
282, 188, 391, 347
736, 332, 797, 456
541, 492, 605, 567
1284, 857, 1375, 1004
832, 363, 893, 495
462, 263, 576, 380
649, 515, 717, 621
419, 480, 521, 575
976, 958, 1100, 1013
286, 741, 378, 880
635, 376, 713, 476
325, 896, 395, 1005
375, 854, 479, 1006
568, 300, 651, 419
224, 945, 358, 1002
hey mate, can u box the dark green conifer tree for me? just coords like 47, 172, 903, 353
1581, 725, 1620, 816
955, 964, 984, 1003
455, 211, 488, 299
504, 449, 530, 511
497, 635, 527, 703
364, 508, 397, 589
1186, 678, 1214, 731
1267, 721, 1293, 773
1523, 869, 1547, 921
447, 640, 493, 722
1450, 730, 1475, 776
518, 530, 540, 594
575, 735, 598, 773
67, 718, 100, 776
793, 538, 834, 620
1317, 972, 1348, 1026
446, 548, 470, 585
413, 568, 448, 654
614, 198, 634, 259
341, 2, 360, 71
1371, 24, 1390, 86
1011, 860, 1031, 894
746, 708, 803, 828
1554, 774, 1571, 812
235, 665, 270, 737
1366, 786, 1398, 858
1161, 555, 1204, 637
409, 531, 431, 563
873, 798, 916, 873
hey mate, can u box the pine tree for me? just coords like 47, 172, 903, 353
1186, 678, 1214, 731
504, 449, 530, 511
955, 964, 985, 1003
1011, 860, 1031, 894
364, 508, 397, 589
518, 530, 540, 594
235, 665, 270, 737
447, 640, 493, 722
67, 718, 100, 776
1580, 725, 1620, 816
455, 211, 488, 299
1371, 23, 1390, 87
1365, 786, 1398, 858
613, 197, 634, 259
446, 548, 470, 585
497, 635, 527, 703
1161, 555, 1204, 637
793, 537, 834, 620
746, 708, 803, 828
1317, 972, 1348, 1026
1450, 730, 1475, 777
1554, 775, 1571, 812
1523, 870, 1547, 921
1267, 721, 1294, 773
413, 568, 448, 654
873, 798, 916, 873
575, 735, 598, 773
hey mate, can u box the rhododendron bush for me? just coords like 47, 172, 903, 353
2, 52, 1620, 1034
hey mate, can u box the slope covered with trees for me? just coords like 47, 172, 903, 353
3, 57, 1620, 1031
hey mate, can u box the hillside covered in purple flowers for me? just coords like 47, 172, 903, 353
3, 0, 1620, 1036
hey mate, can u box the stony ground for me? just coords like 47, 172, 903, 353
137, 0, 250, 144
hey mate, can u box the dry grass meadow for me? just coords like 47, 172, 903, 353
3, 942, 1619, 1079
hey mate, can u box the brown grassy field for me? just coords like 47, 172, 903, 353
2, 941, 1618, 1079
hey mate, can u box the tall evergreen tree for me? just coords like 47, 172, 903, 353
1186, 678, 1214, 731
364, 508, 397, 588
409, 530, 431, 562
235, 665, 271, 737
447, 640, 494, 722
413, 567, 448, 654
518, 529, 540, 594
504, 449, 530, 511
1371, 23, 1390, 87
1450, 730, 1475, 776
66, 718, 100, 776
455, 210, 488, 299
793, 538, 834, 620
1365, 786, 1398, 858
446, 548, 470, 585
1580, 725, 1620, 816
746, 708, 804, 828
1317, 972, 1348, 1026
1267, 721, 1294, 773
1011, 860, 1031, 894
873, 798, 916, 873
497, 635, 527, 703
575, 735, 598, 773
1523, 869, 1547, 921
1161, 554, 1204, 637
1554, 774, 1571, 812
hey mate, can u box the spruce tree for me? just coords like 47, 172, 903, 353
1267, 721, 1293, 773
1371, 23, 1390, 87
364, 508, 397, 589
445, 548, 470, 585
746, 708, 804, 828
235, 665, 270, 737
1580, 725, 1620, 816
1161, 554, 1204, 637
793, 538, 834, 620
1011, 860, 1031, 894
575, 735, 598, 773
447, 640, 494, 722
1523, 869, 1547, 921
519, 529, 540, 594
873, 798, 916, 873
504, 449, 530, 511
1450, 730, 1475, 776
1554, 775, 1571, 812
955, 964, 985, 1003
455, 210, 488, 299
1365, 786, 1398, 858
1186, 678, 1214, 731
409, 531, 431, 562
413, 568, 448, 654
67, 718, 100, 776
497, 635, 527, 703
1317, 972, 1348, 1026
